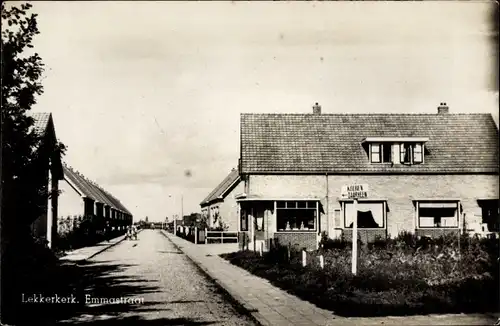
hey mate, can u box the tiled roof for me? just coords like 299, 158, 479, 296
29, 112, 52, 136
63, 164, 132, 215
29, 112, 64, 179
200, 168, 240, 206
240, 112, 499, 174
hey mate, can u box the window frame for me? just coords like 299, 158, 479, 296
415, 201, 460, 229
400, 142, 424, 165
478, 199, 500, 232
342, 200, 387, 229
370, 143, 392, 164
370, 143, 381, 163
276, 200, 318, 232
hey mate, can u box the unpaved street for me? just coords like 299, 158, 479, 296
57, 229, 258, 325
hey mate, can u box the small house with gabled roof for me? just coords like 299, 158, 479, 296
29, 112, 64, 248
200, 167, 243, 230
238, 103, 499, 251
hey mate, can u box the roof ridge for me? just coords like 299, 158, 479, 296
200, 168, 240, 205
241, 112, 494, 116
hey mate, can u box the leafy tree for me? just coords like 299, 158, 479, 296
1, 2, 65, 241
1, 3, 66, 322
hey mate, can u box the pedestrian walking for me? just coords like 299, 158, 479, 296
132, 225, 138, 240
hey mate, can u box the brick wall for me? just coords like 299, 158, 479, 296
341, 229, 388, 243
416, 228, 460, 238
274, 232, 317, 251
248, 174, 498, 239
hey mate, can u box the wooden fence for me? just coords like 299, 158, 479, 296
174, 225, 238, 244
204, 229, 238, 244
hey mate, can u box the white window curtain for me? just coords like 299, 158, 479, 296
344, 202, 384, 228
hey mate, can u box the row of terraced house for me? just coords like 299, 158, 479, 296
201, 102, 499, 251
29, 112, 133, 249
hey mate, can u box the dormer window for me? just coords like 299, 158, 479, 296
370, 143, 391, 163
363, 137, 428, 165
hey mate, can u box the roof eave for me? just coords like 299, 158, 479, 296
240, 169, 499, 175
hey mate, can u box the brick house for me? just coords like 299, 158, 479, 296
58, 163, 133, 233
238, 103, 499, 251
29, 112, 64, 248
200, 167, 243, 231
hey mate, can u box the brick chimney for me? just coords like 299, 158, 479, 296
313, 102, 321, 115
437, 102, 449, 114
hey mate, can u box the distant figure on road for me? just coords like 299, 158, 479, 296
132, 225, 138, 240
106, 221, 111, 242
126, 225, 138, 241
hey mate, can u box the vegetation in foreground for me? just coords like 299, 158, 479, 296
221, 232, 499, 317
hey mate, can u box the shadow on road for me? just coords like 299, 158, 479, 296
57, 316, 218, 325
10, 259, 218, 326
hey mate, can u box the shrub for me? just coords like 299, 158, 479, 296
222, 233, 500, 316
319, 232, 349, 250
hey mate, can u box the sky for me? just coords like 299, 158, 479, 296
23, 1, 499, 222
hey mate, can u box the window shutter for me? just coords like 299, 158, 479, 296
413, 143, 423, 163
371, 143, 380, 163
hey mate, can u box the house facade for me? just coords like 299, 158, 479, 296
200, 168, 243, 231
29, 112, 64, 248
238, 103, 499, 251
58, 164, 133, 235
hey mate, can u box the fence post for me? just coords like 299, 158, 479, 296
195, 226, 198, 244
259, 241, 263, 256
205, 228, 208, 244
319, 255, 324, 269
302, 249, 307, 267
221, 231, 223, 244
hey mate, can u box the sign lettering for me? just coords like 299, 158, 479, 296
341, 184, 369, 199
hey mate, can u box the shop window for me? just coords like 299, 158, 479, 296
276, 201, 317, 232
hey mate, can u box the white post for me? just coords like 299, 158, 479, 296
302, 249, 307, 267
259, 241, 263, 256
319, 255, 324, 269
174, 218, 177, 236
195, 226, 198, 244
352, 198, 358, 275
205, 228, 208, 244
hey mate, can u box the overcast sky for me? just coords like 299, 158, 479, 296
27, 1, 498, 222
